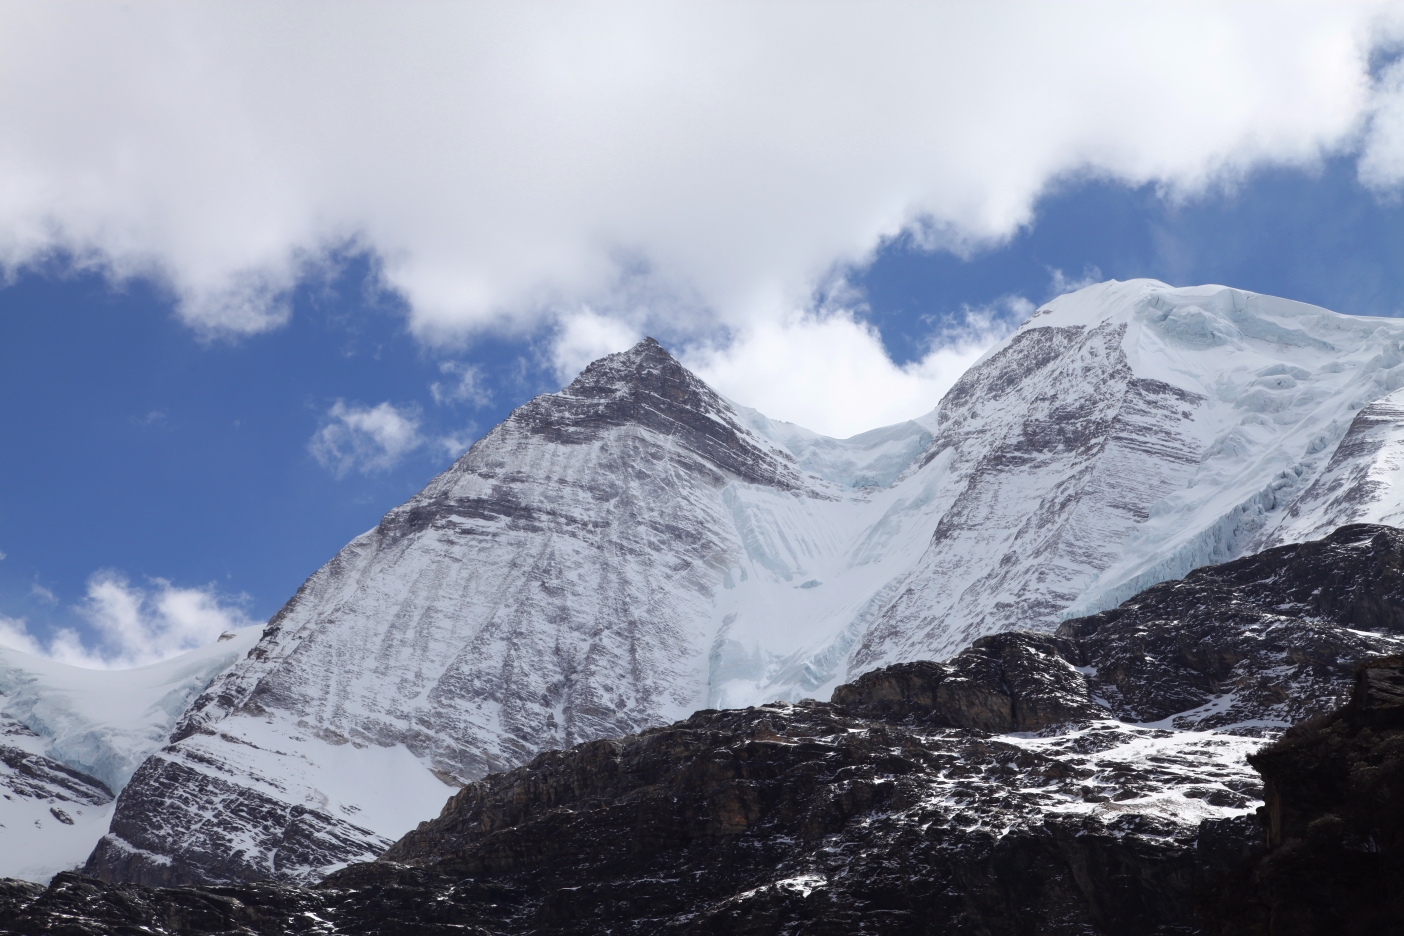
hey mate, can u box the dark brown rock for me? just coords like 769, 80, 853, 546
833, 633, 1100, 732
1202, 656, 1404, 935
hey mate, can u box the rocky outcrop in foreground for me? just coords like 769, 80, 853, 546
7, 524, 1404, 934
1203, 655, 1404, 934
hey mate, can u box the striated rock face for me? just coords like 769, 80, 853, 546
85, 281, 1404, 886
9, 524, 1404, 933
86, 336, 836, 886
852, 320, 1207, 667
0, 740, 110, 809
87, 754, 393, 888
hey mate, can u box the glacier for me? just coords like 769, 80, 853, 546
0, 626, 261, 882
82, 279, 1404, 885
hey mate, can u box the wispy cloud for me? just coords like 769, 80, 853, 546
430, 361, 491, 408
130, 409, 167, 427
0, 614, 43, 657
434, 427, 480, 462
309, 400, 425, 477
0, 573, 255, 668
1047, 266, 1105, 299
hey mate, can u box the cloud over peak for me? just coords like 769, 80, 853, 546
2, 3, 1402, 435
0, 573, 255, 668
1, 4, 1396, 335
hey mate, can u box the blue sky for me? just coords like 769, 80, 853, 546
2, 4, 1404, 663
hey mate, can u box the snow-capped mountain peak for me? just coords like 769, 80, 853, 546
80, 281, 1404, 886
859, 280, 1404, 666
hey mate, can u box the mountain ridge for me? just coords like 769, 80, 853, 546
25, 278, 1404, 887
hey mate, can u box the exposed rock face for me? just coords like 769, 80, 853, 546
1056, 523, 1404, 729
0, 735, 112, 809
843, 524, 1404, 735
1203, 656, 1404, 934
87, 754, 392, 888
86, 336, 837, 886
831, 638, 1103, 732
85, 281, 1404, 886
377, 701, 1228, 936
0, 727, 114, 883
9, 524, 1404, 933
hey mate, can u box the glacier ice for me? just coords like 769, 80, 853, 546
0, 626, 261, 881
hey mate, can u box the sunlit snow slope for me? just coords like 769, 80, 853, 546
856, 280, 1404, 667
0, 627, 260, 882
92, 281, 1404, 885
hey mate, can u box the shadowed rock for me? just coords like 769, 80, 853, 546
1202, 655, 1404, 934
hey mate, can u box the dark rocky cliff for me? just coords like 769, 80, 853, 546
7, 525, 1404, 934
1202, 656, 1404, 934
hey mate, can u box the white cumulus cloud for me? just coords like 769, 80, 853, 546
551, 309, 645, 385
683, 301, 1024, 437
0, 573, 255, 668
1360, 48, 1404, 188
309, 400, 425, 476
0, 3, 1401, 431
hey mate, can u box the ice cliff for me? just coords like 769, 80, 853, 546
0, 628, 261, 882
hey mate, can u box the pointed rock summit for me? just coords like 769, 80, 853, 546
563, 335, 681, 394
510, 337, 806, 489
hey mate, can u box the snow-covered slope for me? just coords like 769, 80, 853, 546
88, 339, 839, 885
729, 404, 934, 489
89, 281, 1404, 886
856, 280, 1404, 666
1263, 386, 1404, 543
0, 627, 260, 882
